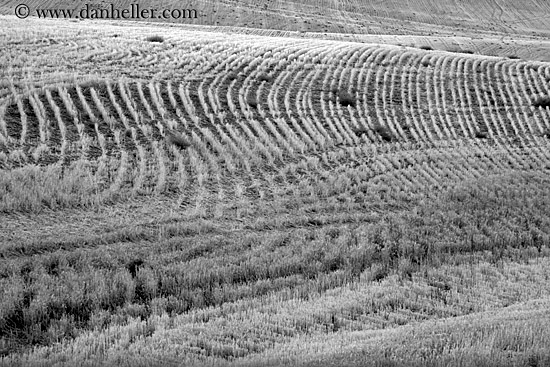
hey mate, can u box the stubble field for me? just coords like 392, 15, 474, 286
1, 1, 550, 366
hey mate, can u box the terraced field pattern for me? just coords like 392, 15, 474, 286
1, 1, 550, 366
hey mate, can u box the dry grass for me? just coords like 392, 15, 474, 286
2, 171, 550, 365
240, 297, 550, 367
1, 14, 550, 367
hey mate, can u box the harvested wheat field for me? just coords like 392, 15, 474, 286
1, 0, 550, 366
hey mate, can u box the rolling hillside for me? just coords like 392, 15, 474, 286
1, 0, 550, 365
1, 0, 550, 37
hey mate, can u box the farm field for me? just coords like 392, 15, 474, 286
1, 0, 550, 365
1, 0, 550, 38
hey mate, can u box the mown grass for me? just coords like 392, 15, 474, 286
2, 18, 550, 366
0, 161, 104, 213
246, 297, 550, 367
1, 171, 550, 365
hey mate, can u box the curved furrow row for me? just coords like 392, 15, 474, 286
421, 54, 447, 141
2, 32, 550, 216
301, 63, 334, 147
281, 70, 320, 150
336, 45, 372, 145
388, 51, 416, 142
479, 59, 510, 140
380, 49, 409, 142
462, 58, 485, 138
522, 64, 550, 133
293, 65, 328, 150
404, 55, 427, 142
416, 55, 440, 141
513, 63, 541, 138
433, 54, 458, 140
39, 90, 67, 165
445, 55, 470, 138
488, 63, 550, 170
248, 45, 304, 161
269, 47, 316, 154
529, 66, 550, 130
500, 62, 532, 143
405, 53, 431, 143
344, 46, 376, 139
453, 57, 476, 139
326, 44, 370, 145
494, 61, 525, 141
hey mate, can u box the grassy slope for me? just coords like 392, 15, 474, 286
1, 0, 549, 37
250, 297, 550, 367
2, 170, 550, 366
1, 2, 550, 366
2, 0, 550, 61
